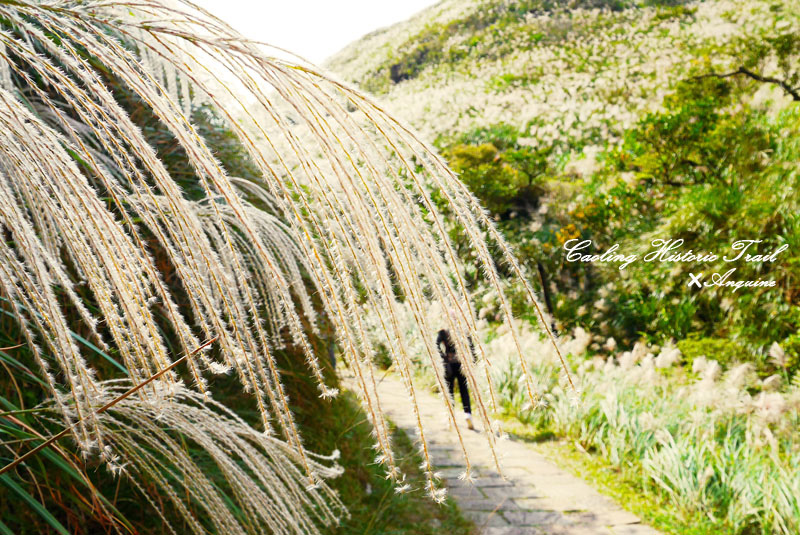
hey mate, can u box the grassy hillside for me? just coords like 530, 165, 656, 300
329, 7, 800, 535
329, 0, 777, 144
328, 0, 800, 372
330, 7, 800, 531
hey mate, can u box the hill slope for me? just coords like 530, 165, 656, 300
328, 0, 800, 364
328, 0, 793, 146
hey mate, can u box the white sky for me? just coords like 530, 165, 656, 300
193, 1, 438, 65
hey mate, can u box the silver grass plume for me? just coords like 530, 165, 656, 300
0, 0, 572, 529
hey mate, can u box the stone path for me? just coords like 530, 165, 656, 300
360, 374, 660, 535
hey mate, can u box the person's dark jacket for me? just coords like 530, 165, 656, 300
436, 329, 475, 363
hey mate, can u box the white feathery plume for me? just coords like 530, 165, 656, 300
0, 0, 572, 527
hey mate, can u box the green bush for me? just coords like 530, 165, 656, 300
676, 336, 751, 370
444, 143, 526, 215
778, 330, 800, 379
545, 75, 800, 354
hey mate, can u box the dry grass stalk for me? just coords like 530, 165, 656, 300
0, 0, 571, 530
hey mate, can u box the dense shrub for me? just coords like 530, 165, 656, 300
676, 337, 751, 371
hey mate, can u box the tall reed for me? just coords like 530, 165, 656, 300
0, 1, 565, 531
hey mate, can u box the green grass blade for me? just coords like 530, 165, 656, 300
0, 300, 128, 375
0, 395, 134, 533
0, 351, 50, 389
0, 473, 70, 535
71, 331, 128, 375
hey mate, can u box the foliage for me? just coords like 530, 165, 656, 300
442, 143, 525, 215
485, 325, 800, 535
329, 0, 720, 145
676, 336, 751, 371
329, 1, 800, 533
551, 79, 800, 361
330, 0, 799, 362
429, 75, 799, 366
357, 0, 693, 94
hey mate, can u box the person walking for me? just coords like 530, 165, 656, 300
436, 328, 474, 430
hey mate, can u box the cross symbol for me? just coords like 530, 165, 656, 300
688, 273, 703, 288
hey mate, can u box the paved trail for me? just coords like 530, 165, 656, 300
360, 374, 660, 535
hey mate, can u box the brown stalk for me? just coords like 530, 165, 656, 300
0, 336, 218, 477
692, 67, 800, 101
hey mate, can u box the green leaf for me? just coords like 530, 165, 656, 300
0, 299, 128, 375
0, 474, 70, 535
